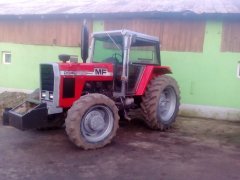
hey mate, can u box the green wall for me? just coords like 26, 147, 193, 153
0, 43, 80, 89
161, 21, 240, 109
0, 19, 240, 110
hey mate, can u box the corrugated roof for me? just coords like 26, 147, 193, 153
0, 0, 239, 16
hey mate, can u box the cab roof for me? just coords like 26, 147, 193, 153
92, 29, 159, 43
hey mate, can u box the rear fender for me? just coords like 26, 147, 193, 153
135, 66, 172, 95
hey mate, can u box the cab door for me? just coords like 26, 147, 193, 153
126, 64, 144, 95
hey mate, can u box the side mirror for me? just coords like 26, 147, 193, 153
81, 20, 89, 63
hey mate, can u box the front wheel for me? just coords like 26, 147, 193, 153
141, 75, 180, 130
65, 93, 119, 150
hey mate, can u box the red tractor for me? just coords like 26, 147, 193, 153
3, 24, 180, 149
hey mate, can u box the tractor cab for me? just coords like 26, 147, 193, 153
89, 30, 161, 96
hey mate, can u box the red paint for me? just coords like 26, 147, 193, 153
58, 62, 113, 108
56, 62, 171, 107
135, 66, 172, 95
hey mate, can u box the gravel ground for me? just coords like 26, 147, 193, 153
0, 92, 27, 120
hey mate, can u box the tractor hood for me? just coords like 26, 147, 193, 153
58, 62, 114, 77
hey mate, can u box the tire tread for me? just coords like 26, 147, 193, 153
141, 75, 180, 130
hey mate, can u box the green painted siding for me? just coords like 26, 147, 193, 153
0, 43, 80, 89
162, 21, 240, 109
93, 20, 104, 32
0, 19, 240, 110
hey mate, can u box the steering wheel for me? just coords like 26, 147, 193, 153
112, 53, 122, 63
103, 53, 122, 64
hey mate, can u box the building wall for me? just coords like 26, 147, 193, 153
104, 19, 205, 52
0, 19, 92, 46
0, 43, 80, 90
0, 18, 240, 120
94, 19, 240, 109
164, 21, 240, 108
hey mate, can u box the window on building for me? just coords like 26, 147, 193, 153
2, 51, 11, 64
237, 62, 240, 78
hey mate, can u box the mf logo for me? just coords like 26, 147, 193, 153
94, 68, 107, 75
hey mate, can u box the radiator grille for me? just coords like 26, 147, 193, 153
40, 64, 54, 92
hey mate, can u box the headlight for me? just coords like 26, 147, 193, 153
41, 92, 46, 98
49, 93, 53, 100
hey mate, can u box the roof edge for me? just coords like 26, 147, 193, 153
0, 11, 240, 20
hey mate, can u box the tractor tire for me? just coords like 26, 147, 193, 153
141, 75, 180, 130
65, 93, 119, 150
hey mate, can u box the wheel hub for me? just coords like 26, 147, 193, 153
88, 113, 105, 131
81, 105, 114, 143
158, 86, 177, 122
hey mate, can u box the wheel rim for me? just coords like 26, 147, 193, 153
81, 105, 114, 143
157, 86, 177, 122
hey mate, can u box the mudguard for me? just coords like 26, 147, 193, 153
135, 66, 172, 95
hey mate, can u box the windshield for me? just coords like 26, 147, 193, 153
92, 35, 123, 63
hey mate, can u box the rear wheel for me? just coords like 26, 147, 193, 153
141, 75, 180, 130
65, 93, 119, 150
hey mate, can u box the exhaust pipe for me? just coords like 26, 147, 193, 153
81, 19, 89, 63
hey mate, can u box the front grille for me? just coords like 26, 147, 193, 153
40, 64, 54, 92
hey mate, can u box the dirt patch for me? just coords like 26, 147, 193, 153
1, 111, 240, 179
0, 92, 28, 121
173, 117, 240, 148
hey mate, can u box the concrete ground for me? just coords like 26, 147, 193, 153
0, 117, 240, 180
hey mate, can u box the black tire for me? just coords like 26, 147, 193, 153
141, 75, 180, 130
65, 93, 119, 150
